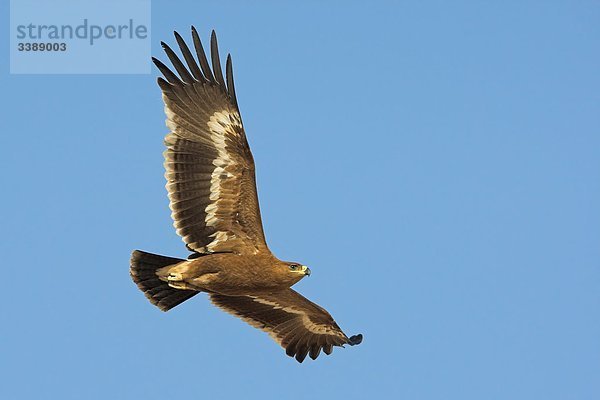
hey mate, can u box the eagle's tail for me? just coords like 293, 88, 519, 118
130, 250, 199, 312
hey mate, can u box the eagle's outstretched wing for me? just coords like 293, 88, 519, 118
153, 28, 267, 256
209, 289, 363, 362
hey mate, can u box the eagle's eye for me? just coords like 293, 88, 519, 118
289, 264, 300, 271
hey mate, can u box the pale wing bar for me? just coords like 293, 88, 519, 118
210, 289, 363, 363
153, 28, 267, 255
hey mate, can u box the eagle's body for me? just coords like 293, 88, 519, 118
156, 252, 304, 295
130, 27, 362, 363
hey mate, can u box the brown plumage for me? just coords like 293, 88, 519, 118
130, 27, 362, 363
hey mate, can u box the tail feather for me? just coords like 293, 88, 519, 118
130, 250, 199, 311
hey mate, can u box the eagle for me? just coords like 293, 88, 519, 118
130, 27, 362, 363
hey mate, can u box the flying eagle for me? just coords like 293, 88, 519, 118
130, 27, 362, 363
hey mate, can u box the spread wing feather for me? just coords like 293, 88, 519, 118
154, 28, 267, 255
209, 289, 362, 362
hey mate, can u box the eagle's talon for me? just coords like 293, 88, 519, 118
167, 272, 183, 281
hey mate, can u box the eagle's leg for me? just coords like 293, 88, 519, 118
166, 271, 220, 291
164, 272, 196, 290
155, 263, 196, 290
166, 281, 197, 290
156, 258, 221, 290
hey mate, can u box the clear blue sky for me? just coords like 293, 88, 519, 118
2, 1, 599, 399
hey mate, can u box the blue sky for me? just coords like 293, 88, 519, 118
2, 1, 599, 399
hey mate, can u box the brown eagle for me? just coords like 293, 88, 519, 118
130, 27, 362, 363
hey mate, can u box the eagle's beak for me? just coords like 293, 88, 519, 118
303, 266, 311, 276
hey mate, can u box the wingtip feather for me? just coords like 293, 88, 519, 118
152, 56, 181, 84
225, 53, 238, 108
191, 27, 215, 82
348, 334, 363, 346
210, 30, 227, 87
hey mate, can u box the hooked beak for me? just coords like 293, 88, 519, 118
303, 266, 311, 276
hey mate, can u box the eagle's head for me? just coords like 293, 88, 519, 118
277, 261, 311, 285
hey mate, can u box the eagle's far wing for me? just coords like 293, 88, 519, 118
209, 289, 363, 362
153, 28, 267, 255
